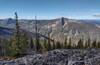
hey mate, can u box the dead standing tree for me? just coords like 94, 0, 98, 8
15, 12, 20, 50
34, 16, 41, 52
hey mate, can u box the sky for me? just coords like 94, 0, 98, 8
0, 0, 100, 19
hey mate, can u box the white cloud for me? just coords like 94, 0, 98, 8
93, 13, 100, 17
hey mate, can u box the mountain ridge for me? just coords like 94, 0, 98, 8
0, 17, 100, 44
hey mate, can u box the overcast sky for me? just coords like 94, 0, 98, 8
0, 0, 100, 19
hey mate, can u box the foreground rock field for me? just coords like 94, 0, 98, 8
0, 49, 100, 65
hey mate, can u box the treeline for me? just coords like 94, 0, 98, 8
0, 12, 100, 58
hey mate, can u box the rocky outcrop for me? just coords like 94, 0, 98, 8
0, 49, 100, 65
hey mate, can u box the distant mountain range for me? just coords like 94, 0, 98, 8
0, 17, 100, 43
0, 26, 14, 38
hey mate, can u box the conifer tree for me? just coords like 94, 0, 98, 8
43, 38, 47, 51
0, 38, 6, 56
97, 41, 100, 48
77, 38, 83, 49
64, 37, 68, 48
29, 37, 34, 49
34, 16, 41, 52
15, 12, 20, 50
8, 12, 29, 57
35, 34, 41, 52
9, 12, 21, 56
47, 40, 52, 51
52, 40, 56, 50
92, 39, 96, 48
87, 37, 91, 48
56, 41, 61, 49
46, 25, 52, 51
67, 37, 72, 49
48, 33, 51, 49
84, 41, 88, 49
84, 38, 91, 49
